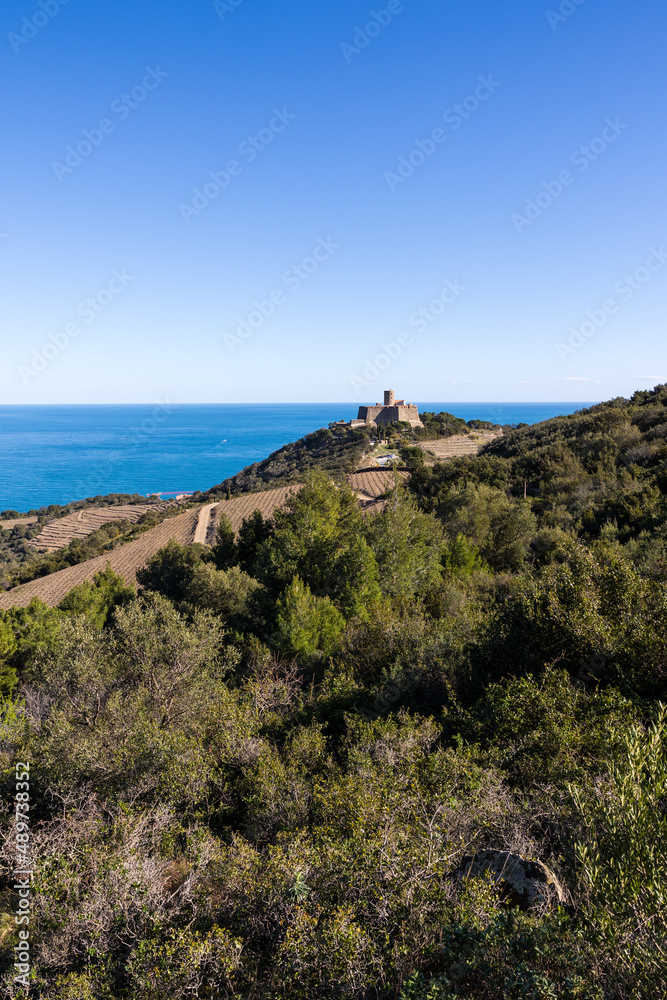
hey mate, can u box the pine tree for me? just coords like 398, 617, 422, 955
212, 514, 237, 570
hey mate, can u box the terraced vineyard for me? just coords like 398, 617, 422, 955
31, 502, 174, 552
347, 469, 408, 497
209, 486, 301, 537
419, 430, 501, 462
0, 508, 200, 610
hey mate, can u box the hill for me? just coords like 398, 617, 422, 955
0, 493, 183, 586
201, 409, 479, 499
0, 507, 201, 609
1, 390, 667, 999
410, 385, 667, 559
31, 501, 174, 552
0, 474, 401, 609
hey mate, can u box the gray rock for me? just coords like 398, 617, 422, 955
453, 850, 568, 912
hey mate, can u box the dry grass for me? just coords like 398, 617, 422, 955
0, 516, 39, 529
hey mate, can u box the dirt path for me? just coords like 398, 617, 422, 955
193, 503, 220, 545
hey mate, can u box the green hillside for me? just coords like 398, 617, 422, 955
411, 385, 667, 572
1, 388, 666, 999
202, 410, 473, 498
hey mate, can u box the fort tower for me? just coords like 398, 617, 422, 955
351, 389, 423, 429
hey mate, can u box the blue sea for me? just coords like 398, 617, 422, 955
0, 402, 598, 512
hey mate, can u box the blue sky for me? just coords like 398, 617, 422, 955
1, 0, 665, 404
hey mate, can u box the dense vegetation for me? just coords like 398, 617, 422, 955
1, 388, 667, 998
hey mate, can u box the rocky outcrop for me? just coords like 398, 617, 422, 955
453, 850, 568, 912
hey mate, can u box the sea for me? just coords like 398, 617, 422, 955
0, 402, 598, 512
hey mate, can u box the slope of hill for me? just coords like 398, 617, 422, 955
410, 385, 667, 551
202, 424, 374, 498
0, 508, 200, 609
200, 410, 486, 501
0, 472, 403, 609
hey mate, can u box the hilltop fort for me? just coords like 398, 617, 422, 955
351, 390, 424, 428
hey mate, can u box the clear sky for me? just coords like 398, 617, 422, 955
1, 0, 665, 404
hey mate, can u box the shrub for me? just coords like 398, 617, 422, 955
58, 563, 134, 628
570, 705, 667, 995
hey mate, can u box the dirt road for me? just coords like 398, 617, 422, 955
193, 503, 220, 545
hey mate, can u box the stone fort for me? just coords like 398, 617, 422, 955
351, 390, 423, 428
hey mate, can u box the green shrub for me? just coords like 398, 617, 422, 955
570, 705, 667, 995
59, 563, 134, 628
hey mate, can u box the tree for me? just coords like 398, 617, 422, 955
59, 564, 134, 628
480, 543, 667, 694
397, 444, 425, 471
182, 563, 261, 627
0, 598, 63, 687
212, 513, 237, 570
442, 534, 488, 575
365, 484, 445, 602
236, 510, 274, 576
437, 483, 536, 572
275, 576, 345, 659
136, 540, 205, 604
256, 471, 380, 616
0, 617, 18, 696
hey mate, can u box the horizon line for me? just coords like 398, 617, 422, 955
0, 399, 603, 407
